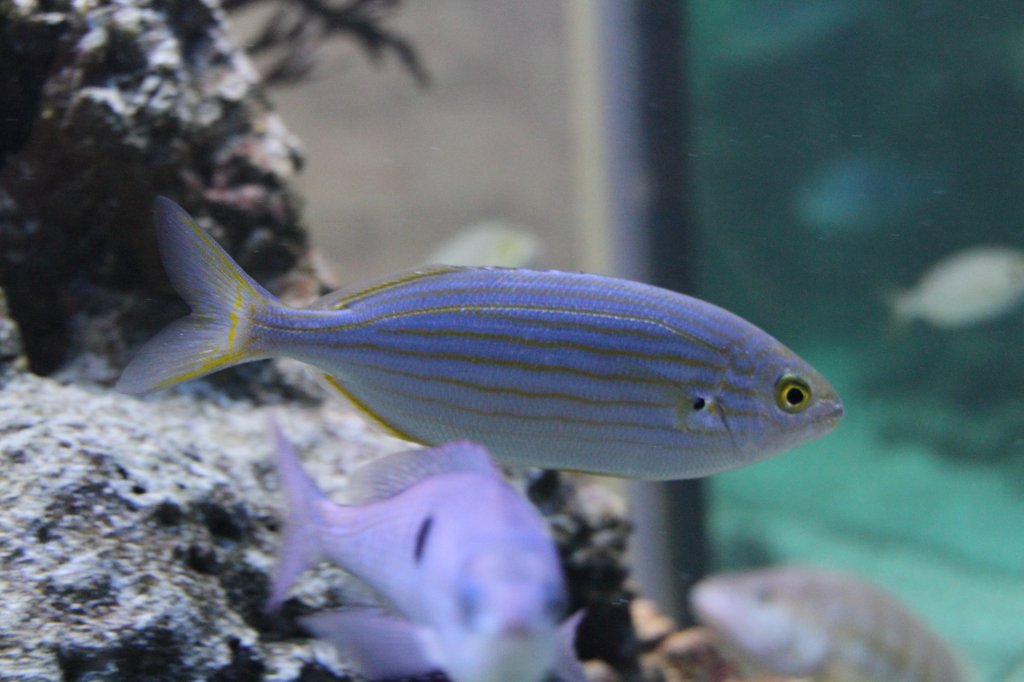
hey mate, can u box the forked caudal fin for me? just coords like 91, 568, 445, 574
116, 197, 278, 395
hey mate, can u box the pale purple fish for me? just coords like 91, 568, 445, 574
267, 425, 586, 682
690, 565, 971, 682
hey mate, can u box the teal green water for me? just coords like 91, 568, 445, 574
690, 1, 1024, 679
709, 346, 1024, 680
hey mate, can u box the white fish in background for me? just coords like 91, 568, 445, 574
267, 425, 586, 682
424, 219, 542, 268
690, 565, 971, 682
890, 245, 1024, 328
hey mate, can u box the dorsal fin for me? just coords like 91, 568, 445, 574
309, 265, 469, 311
346, 440, 500, 504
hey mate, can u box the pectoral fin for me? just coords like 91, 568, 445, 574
300, 608, 439, 680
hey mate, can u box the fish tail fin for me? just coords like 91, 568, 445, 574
266, 420, 331, 613
881, 287, 916, 338
885, 287, 915, 325
116, 197, 278, 395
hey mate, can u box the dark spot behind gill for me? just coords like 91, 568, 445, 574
414, 516, 433, 563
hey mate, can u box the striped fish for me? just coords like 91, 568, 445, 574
690, 565, 972, 682
117, 197, 843, 479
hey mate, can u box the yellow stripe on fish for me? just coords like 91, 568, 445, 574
117, 197, 843, 479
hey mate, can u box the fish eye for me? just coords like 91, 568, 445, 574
775, 375, 811, 413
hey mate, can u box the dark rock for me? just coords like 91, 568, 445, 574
527, 470, 640, 676
0, 287, 27, 385
0, 0, 310, 378
0, 372, 379, 680
0, 373, 638, 680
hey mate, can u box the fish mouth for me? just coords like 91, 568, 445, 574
689, 582, 732, 631
824, 398, 845, 424
813, 403, 844, 434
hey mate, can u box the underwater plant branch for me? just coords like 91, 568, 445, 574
229, 0, 430, 86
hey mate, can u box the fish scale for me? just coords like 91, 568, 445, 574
326, 268, 743, 350
117, 197, 843, 480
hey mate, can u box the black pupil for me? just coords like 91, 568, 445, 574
693, 398, 706, 410
785, 386, 805, 405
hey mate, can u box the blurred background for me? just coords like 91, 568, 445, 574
240, 0, 579, 282
232, 1, 1024, 678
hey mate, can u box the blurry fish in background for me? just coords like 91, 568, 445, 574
889, 246, 1024, 329
117, 198, 844, 480
796, 153, 943, 235
424, 220, 542, 268
706, 0, 869, 69
690, 565, 971, 682
309, 221, 540, 295
267, 427, 586, 682
308, 247, 342, 290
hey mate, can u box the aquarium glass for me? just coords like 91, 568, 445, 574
688, 1, 1024, 678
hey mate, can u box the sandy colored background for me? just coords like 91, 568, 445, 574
236, 0, 581, 283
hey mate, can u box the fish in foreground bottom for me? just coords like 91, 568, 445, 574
690, 565, 971, 682
118, 197, 843, 479
267, 426, 586, 682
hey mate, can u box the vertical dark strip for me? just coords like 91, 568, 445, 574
413, 516, 433, 563
633, 0, 707, 625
